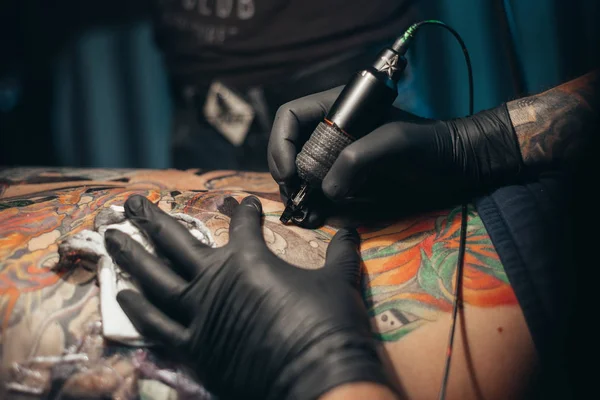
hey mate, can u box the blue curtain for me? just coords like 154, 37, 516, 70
49, 0, 599, 168
411, 0, 600, 119
52, 20, 172, 168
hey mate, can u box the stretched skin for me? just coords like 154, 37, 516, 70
0, 168, 536, 399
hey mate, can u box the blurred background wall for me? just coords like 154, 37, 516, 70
1, 0, 599, 168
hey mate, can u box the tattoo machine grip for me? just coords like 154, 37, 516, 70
296, 122, 354, 186
280, 47, 408, 224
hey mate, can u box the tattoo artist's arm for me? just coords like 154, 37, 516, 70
268, 69, 599, 225
508, 70, 600, 168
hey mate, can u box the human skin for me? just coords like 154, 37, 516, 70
320, 382, 399, 400
0, 168, 536, 399
507, 69, 599, 169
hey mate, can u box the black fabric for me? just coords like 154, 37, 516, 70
152, 0, 416, 88
475, 171, 575, 398
162, 0, 417, 171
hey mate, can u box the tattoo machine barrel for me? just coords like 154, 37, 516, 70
280, 36, 412, 225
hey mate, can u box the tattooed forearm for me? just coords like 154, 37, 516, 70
507, 70, 600, 167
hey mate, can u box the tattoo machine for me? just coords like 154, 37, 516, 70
279, 27, 418, 225
280, 21, 470, 226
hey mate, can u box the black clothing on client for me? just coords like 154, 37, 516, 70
476, 172, 576, 399
151, 0, 416, 171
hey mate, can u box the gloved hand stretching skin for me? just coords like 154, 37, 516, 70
268, 71, 599, 227
104, 195, 397, 400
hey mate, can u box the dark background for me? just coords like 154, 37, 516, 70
1, 0, 598, 169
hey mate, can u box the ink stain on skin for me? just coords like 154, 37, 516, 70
497, 327, 503, 333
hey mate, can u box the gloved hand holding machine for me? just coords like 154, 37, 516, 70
272, 21, 523, 228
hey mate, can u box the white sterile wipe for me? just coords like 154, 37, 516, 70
59, 205, 215, 346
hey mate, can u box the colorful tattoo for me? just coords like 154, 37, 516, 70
0, 168, 519, 398
360, 205, 516, 341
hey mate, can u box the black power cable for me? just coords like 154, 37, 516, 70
396, 20, 474, 400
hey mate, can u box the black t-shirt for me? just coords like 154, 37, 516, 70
151, 0, 416, 87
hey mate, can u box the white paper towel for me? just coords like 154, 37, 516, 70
59, 205, 215, 346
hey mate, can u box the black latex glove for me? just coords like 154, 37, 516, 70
268, 87, 524, 227
104, 195, 393, 400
